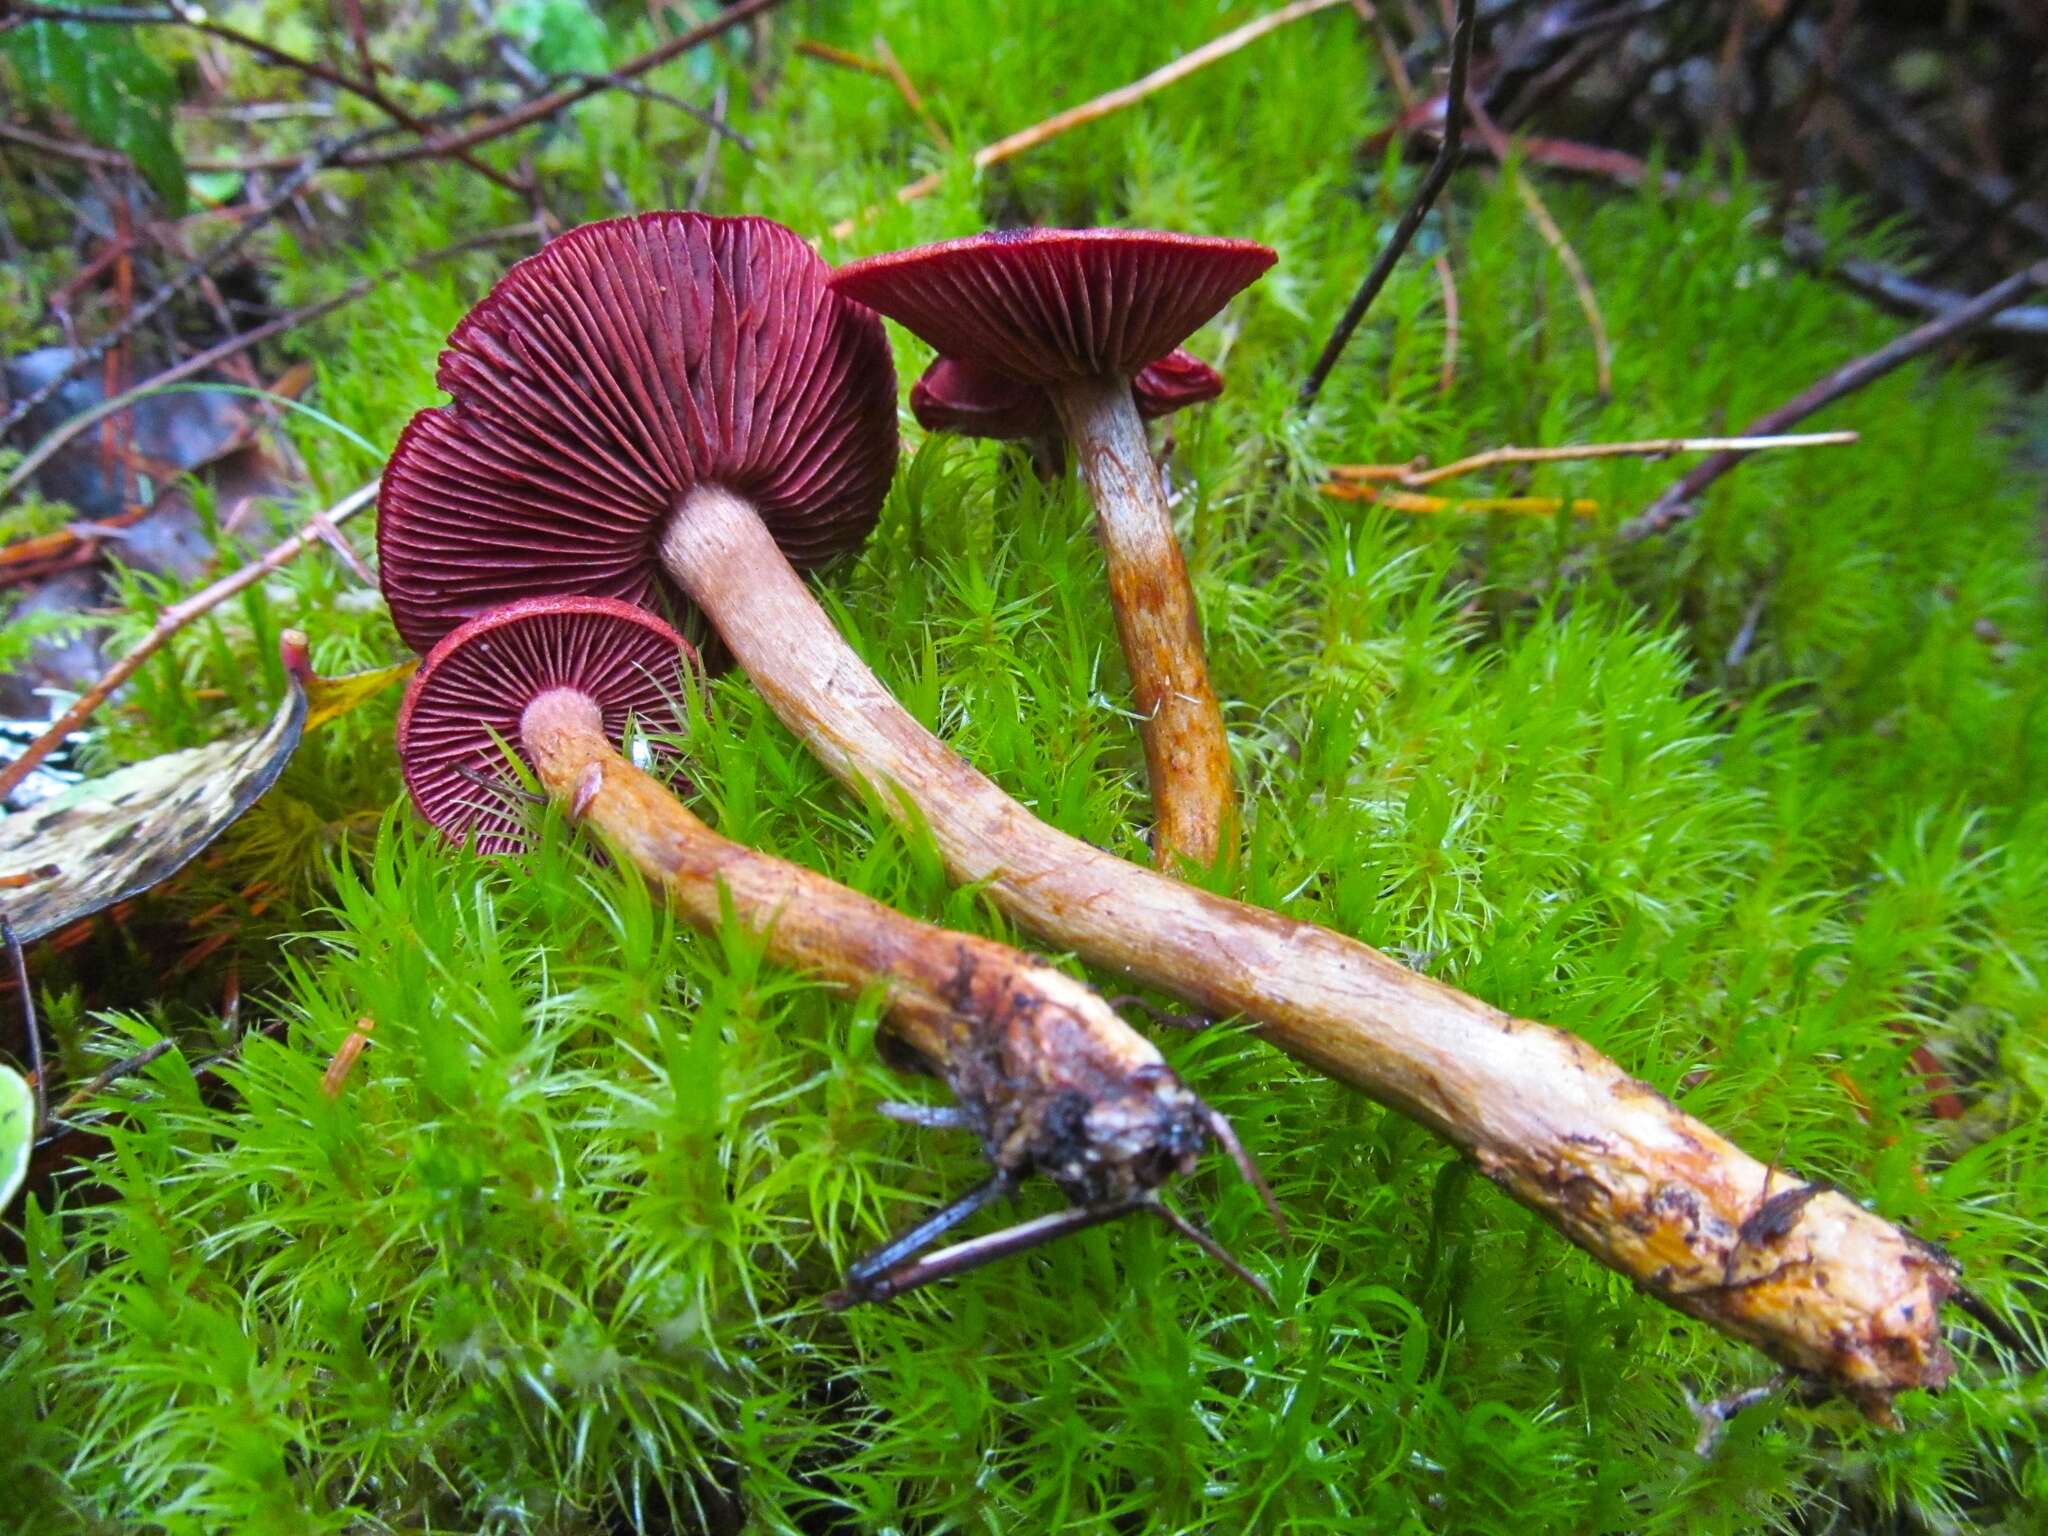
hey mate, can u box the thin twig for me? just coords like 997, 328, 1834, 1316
1614, 261, 2048, 545
324, 0, 787, 171
1, 915, 47, 1135
0, 119, 130, 168
563, 73, 759, 156
1, 221, 544, 505
0, 124, 401, 441
826, 0, 1347, 241
1783, 225, 2048, 337
690, 81, 729, 208
1298, 0, 1475, 408
1432, 252, 1459, 394
49, 1039, 174, 1121
1499, 153, 1612, 395
0, 480, 379, 800
11, 2, 528, 194
1330, 431, 1858, 488
1351, 0, 1415, 109
870, 35, 950, 151
1322, 482, 1600, 517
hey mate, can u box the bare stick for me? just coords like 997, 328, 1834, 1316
1321, 483, 1600, 518
1298, 0, 1476, 408
825, 0, 1347, 241
1, 915, 47, 1134
323, 0, 787, 171
1782, 225, 2048, 338
10, 2, 528, 194
872, 35, 951, 151
50, 1038, 175, 1120
0, 481, 378, 800
1433, 252, 1459, 394
1615, 261, 2048, 545
1509, 172, 1612, 396
794, 34, 950, 148
0, 221, 544, 505
0, 126, 398, 440
1328, 431, 1859, 489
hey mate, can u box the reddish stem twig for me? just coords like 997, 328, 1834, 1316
10, 1, 528, 193
1329, 431, 1858, 489
0, 481, 378, 801
825, 0, 1348, 241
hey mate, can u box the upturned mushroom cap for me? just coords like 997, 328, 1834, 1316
398, 595, 694, 854
379, 213, 899, 655
831, 228, 1274, 386
911, 349, 1224, 440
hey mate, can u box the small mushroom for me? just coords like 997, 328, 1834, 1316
378, 214, 1955, 1410
910, 348, 1224, 476
397, 593, 1278, 1304
833, 229, 1274, 871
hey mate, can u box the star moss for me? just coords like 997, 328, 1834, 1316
3, 2, 2045, 1531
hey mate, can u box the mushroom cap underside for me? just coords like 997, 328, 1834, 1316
398, 594, 694, 854
832, 227, 1274, 385
911, 349, 1224, 439
379, 212, 899, 654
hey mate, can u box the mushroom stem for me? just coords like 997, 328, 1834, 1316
516, 686, 1144, 1085
1049, 375, 1235, 872
658, 484, 1956, 1417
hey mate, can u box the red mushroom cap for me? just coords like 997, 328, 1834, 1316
831, 228, 1274, 386
398, 595, 694, 854
379, 213, 899, 655
911, 349, 1225, 440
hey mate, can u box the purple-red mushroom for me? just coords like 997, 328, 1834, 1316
911, 347, 1223, 448
376, 213, 1955, 1408
834, 228, 1273, 871
397, 593, 1275, 1305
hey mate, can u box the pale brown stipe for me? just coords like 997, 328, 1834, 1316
1053, 374, 1234, 870
397, 596, 1274, 1305
833, 230, 1274, 871
656, 485, 1956, 1419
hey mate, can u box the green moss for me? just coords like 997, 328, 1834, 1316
3, 2, 2045, 1531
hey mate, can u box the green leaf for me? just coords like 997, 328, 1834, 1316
0, 21, 186, 212
0, 1064, 30, 1211
495, 0, 608, 79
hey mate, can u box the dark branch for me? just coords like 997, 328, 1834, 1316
1613, 260, 2048, 545
1298, 0, 1477, 409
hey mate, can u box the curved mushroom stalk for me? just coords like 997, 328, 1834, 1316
654, 486, 1956, 1419
398, 596, 1276, 1305
835, 230, 1275, 873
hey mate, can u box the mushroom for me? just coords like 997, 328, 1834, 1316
910, 348, 1223, 477
834, 229, 1272, 871
378, 213, 1954, 1413
397, 593, 1279, 1305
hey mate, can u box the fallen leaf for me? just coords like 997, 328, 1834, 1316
0, 634, 410, 942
